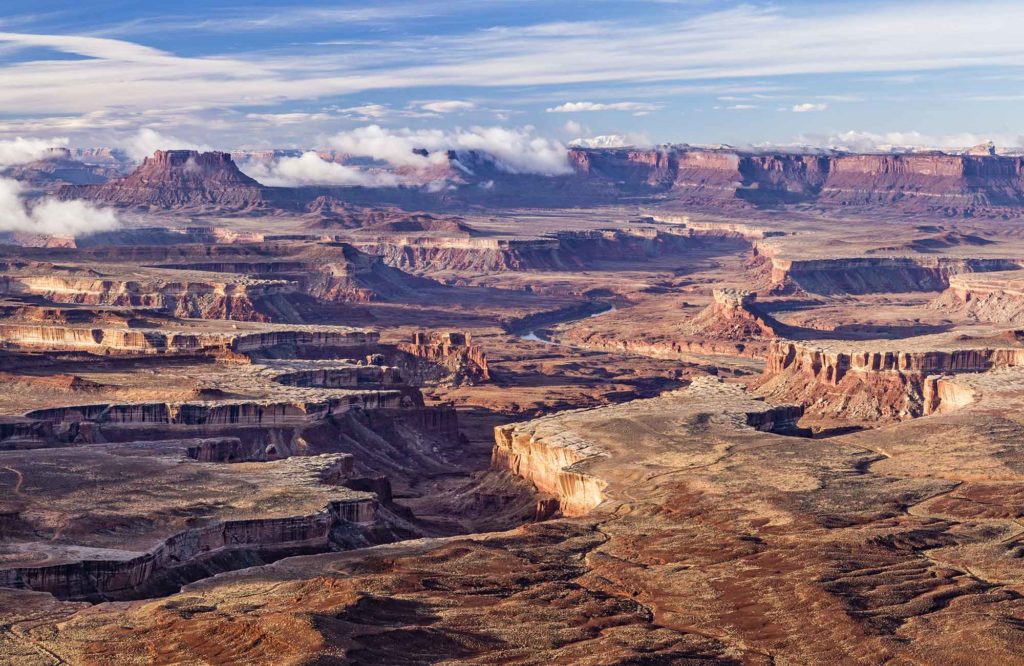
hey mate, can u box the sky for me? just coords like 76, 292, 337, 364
1, 0, 1024, 153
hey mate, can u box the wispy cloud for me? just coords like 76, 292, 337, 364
791, 102, 827, 112
546, 101, 661, 113
418, 100, 476, 113
1, 1, 1023, 140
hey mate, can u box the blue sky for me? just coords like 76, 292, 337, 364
2, 0, 1024, 152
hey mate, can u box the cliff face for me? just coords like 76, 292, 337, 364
754, 340, 1024, 420
43, 146, 1024, 216
767, 256, 1022, 295
397, 331, 490, 385
564, 147, 1024, 215
492, 421, 608, 517
931, 270, 1024, 325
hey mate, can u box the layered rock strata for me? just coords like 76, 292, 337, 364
754, 339, 1024, 419
932, 270, 1024, 325
493, 377, 803, 516
0, 452, 381, 600
57, 150, 274, 212
397, 331, 490, 384
0, 323, 376, 356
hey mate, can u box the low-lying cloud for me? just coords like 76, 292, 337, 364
240, 151, 403, 187
122, 128, 212, 162
0, 136, 69, 167
807, 130, 1024, 152
321, 125, 572, 175
569, 133, 652, 149
0, 177, 120, 236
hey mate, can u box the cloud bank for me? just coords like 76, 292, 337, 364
811, 130, 1024, 153
0, 136, 68, 167
121, 128, 212, 162
239, 152, 403, 188
0, 137, 121, 236
0, 178, 120, 236
322, 125, 572, 175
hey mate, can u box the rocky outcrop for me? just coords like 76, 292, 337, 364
492, 420, 608, 517
766, 256, 1022, 295
0, 323, 375, 356
24, 392, 409, 426
44, 146, 1024, 217
2, 151, 115, 192
754, 340, 1024, 420
932, 270, 1024, 324
682, 288, 782, 340
0, 273, 301, 321
0, 485, 378, 598
397, 331, 490, 385
351, 227, 748, 274
493, 378, 805, 516
156, 242, 435, 303
568, 147, 1024, 215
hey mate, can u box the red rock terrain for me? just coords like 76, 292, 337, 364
49, 145, 1024, 219
9, 163, 1024, 664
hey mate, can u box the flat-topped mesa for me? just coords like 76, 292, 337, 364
493, 377, 804, 517
146, 241, 432, 304
272, 364, 403, 388
767, 256, 1023, 295
57, 150, 274, 212
0, 451, 382, 601
23, 391, 409, 427
0, 273, 303, 321
0, 323, 376, 356
932, 270, 1024, 325
184, 437, 357, 465
398, 331, 490, 384
349, 227, 749, 274
0, 417, 55, 449
754, 339, 1024, 420
567, 146, 1024, 215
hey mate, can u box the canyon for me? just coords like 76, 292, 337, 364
6, 145, 1024, 665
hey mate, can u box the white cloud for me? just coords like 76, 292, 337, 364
562, 120, 586, 136
3, 2, 1024, 142
419, 100, 476, 113
121, 128, 212, 162
546, 101, 661, 113
244, 112, 332, 125
569, 133, 652, 149
0, 136, 69, 167
239, 151, 403, 187
808, 130, 1024, 152
321, 124, 572, 175
337, 104, 394, 120
791, 103, 827, 112
0, 178, 120, 236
